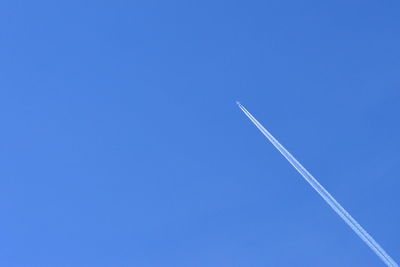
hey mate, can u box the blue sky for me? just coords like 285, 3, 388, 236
1, 1, 399, 266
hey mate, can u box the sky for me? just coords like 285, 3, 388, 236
0, 1, 399, 266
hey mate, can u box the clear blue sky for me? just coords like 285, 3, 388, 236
1, 1, 399, 266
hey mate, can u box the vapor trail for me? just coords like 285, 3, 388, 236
237, 102, 398, 267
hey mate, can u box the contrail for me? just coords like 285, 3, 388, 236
237, 102, 398, 267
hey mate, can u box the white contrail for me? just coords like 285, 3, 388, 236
237, 102, 398, 267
